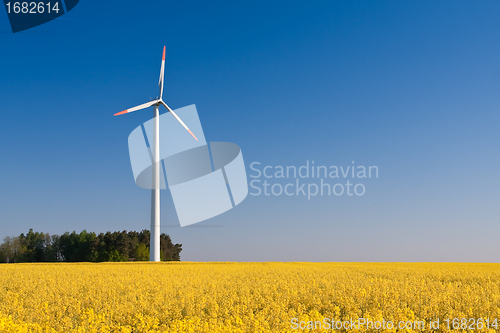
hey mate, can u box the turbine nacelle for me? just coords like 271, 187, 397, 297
114, 46, 198, 141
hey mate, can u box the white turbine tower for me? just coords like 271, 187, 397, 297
114, 46, 198, 261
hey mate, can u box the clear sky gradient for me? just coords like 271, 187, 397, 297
1, 0, 499, 261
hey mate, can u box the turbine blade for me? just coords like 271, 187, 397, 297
114, 100, 157, 116
159, 46, 166, 99
160, 101, 198, 141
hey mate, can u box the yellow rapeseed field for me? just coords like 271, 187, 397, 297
0, 262, 499, 332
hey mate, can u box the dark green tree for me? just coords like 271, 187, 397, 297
134, 243, 149, 261
0, 229, 181, 263
59, 230, 97, 262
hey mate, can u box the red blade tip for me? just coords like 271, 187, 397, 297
114, 110, 128, 116
162, 46, 166, 61
188, 129, 198, 141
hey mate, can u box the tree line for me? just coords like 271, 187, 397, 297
0, 229, 181, 263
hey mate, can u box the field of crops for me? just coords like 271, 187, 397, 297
0, 262, 499, 332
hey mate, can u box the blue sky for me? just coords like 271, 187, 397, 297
1, 0, 499, 261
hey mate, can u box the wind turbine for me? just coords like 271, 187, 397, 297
114, 46, 198, 261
